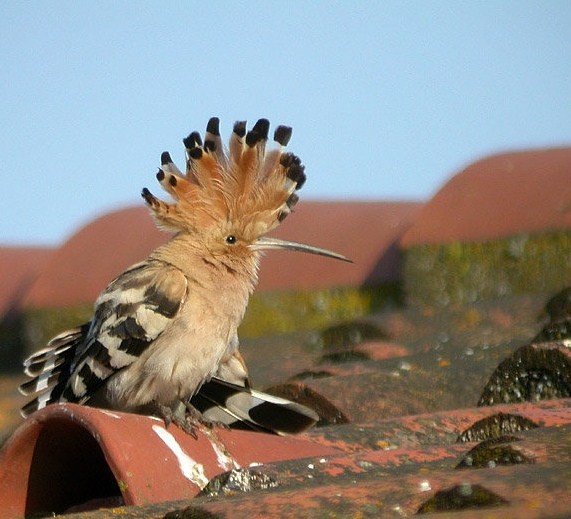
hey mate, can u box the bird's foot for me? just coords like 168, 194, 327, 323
182, 399, 231, 431
154, 400, 200, 438
154, 400, 228, 438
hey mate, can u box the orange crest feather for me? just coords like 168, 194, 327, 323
142, 118, 306, 235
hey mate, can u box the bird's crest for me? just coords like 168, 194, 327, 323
142, 118, 306, 236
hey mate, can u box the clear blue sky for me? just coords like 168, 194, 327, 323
2, 2, 570, 246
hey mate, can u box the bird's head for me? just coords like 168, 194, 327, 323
142, 118, 350, 263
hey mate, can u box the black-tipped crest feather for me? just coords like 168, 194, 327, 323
274, 125, 292, 146
206, 117, 220, 136
144, 118, 310, 234
183, 131, 202, 150
233, 120, 246, 137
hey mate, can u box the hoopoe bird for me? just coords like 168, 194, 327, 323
19, 118, 350, 435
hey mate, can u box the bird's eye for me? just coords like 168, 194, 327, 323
225, 235, 237, 245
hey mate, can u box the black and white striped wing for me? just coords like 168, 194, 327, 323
20, 260, 187, 416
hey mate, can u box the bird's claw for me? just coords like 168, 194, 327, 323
154, 401, 198, 439
181, 401, 231, 432
153, 400, 228, 438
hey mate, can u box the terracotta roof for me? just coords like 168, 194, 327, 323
22, 201, 421, 309
400, 147, 571, 247
0, 247, 54, 317
1, 291, 570, 517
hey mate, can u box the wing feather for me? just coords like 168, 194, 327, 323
20, 260, 188, 415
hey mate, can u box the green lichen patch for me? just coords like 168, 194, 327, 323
239, 283, 402, 338
19, 305, 93, 355
404, 230, 571, 307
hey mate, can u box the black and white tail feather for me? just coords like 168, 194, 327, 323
194, 379, 318, 435
20, 325, 90, 415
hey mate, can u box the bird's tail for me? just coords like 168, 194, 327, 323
18, 324, 90, 417
191, 377, 319, 435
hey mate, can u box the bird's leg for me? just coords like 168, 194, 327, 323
154, 400, 199, 439
182, 398, 231, 431
152, 399, 228, 438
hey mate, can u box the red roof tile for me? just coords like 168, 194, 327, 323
401, 147, 571, 247
1, 399, 570, 517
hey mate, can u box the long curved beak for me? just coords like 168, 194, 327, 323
253, 236, 352, 262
